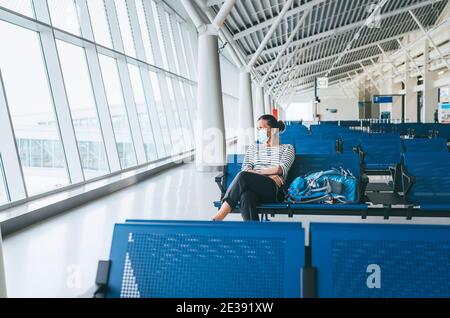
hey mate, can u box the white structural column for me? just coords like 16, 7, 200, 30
182, 0, 235, 170
238, 70, 255, 153
196, 28, 227, 170
264, 92, 272, 114
0, 226, 6, 298
254, 85, 265, 119
404, 54, 418, 123
392, 82, 404, 122
423, 40, 439, 123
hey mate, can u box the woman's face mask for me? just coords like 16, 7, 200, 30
257, 128, 269, 145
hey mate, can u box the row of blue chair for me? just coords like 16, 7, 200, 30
95, 220, 450, 298
215, 154, 368, 216
215, 153, 450, 218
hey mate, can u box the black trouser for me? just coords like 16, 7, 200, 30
222, 171, 284, 221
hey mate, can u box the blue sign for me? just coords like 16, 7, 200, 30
373, 96, 393, 104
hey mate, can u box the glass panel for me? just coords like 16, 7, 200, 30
164, 12, 180, 74
56, 40, 110, 179
127, 64, 158, 162
135, 0, 155, 64
0, 0, 34, 17
47, 0, 81, 36
114, 0, 136, 57
176, 21, 191, 79
87, 0, 112, 48
179, 81, 194, 149
0, 20, 70, 195
0, 154, 9, 204
149, 71, 171, 154
165, 77, 185, 152
150, 0, 168, 70
98, 54, 137, 169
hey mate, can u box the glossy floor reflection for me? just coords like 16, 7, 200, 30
4, 163, 450, 298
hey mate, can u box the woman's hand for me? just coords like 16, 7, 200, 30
269, 175, 284, 187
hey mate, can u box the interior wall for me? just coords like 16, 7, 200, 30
282, 87, 359, 121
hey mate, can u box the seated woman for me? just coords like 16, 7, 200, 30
213, 115, 295, 221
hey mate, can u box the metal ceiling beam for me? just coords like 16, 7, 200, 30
323, 0, 389, 77
234, 0, 329, 40
247, 0, 294, 69
275, 55, 381, 91
261, 8, 311, 84
409, 10, 450, 70
397, 38, 424, 76
250, 0, 444, 58
359, 62, 381, 92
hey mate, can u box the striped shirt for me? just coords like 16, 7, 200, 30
242, 144, 296, 182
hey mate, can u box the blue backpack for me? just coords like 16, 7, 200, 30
286, 168, 358, 204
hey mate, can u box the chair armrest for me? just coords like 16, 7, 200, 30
359, 174, 369, 202
93, 260, 111, 298
401, 170, 416, 196
215, 172, 226, 198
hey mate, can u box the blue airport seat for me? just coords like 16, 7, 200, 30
100, 221, 305, 298
215, 154, 367, 216
224, 154, 244, 189
403, 138, 448, 153
403, 153, 450, 208
310, 223, 450, 298
359, 138, 402, 171
293, 139, 336, 155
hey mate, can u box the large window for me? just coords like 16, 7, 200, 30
149, 71, 172, 154
98, 54, 137, 169
0, 20, 70, 195
86, 0, 112, 48
165, 77, 186, 152
0, 0, 199, 205
0, 154, 9, 204
127, 64, 158, 161
47, 0, 81, 36
56, 40, 110, 179
114, 0, 136, 57
150, 0, 168, 70
135, 0, 155, 65
165, 12, 180, 74
176, 21, 191, 79
0, 0, 34, 17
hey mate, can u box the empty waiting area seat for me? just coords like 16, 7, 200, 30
97, 221, 305, 298
402, 152, 450, 211
403, 138, 448, 153
310, 223, 450, 298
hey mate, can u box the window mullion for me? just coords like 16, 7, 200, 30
0, 71, 27, 201
31, 0, 85, 184
77, 0, 121, 172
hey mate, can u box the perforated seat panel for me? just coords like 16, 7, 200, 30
311, 223, 450, 298
107, 221, 304, 298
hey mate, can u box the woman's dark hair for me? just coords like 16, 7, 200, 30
258, 114, 286, 133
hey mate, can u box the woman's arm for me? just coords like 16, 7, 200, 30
241, 145, 255, 172
254, 166, 283, 176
